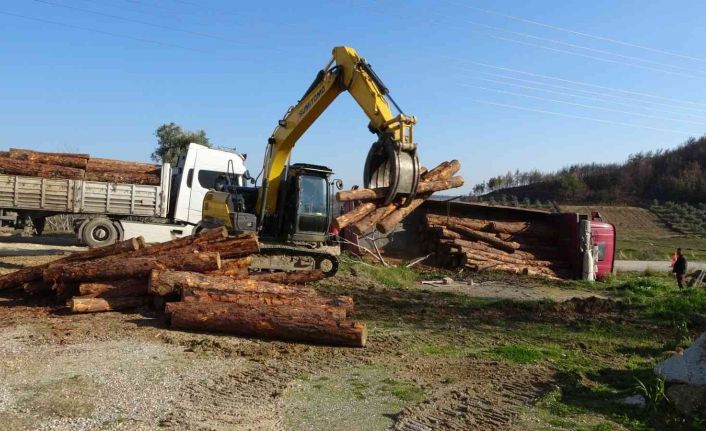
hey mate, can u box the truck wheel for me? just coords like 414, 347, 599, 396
315, 255, 338, 277
82, 218, 118, 247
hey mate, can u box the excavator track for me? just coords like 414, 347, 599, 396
250, 242, 339, 277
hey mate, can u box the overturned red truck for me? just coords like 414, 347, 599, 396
341, 200, 615, 280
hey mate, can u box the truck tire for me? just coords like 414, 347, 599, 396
82, 218, 118, 247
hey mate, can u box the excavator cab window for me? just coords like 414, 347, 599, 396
295, 174, 329, 235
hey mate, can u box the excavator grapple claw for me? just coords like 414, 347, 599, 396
363, 138, 420, 206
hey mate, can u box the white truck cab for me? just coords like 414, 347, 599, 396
171, 143, 248, 224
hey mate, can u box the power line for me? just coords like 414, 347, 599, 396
472, 99, 691, 135
0, 10, 206, 52
449, 1, 706, 64
461, 84, 706, 126
466, 74, 706, 119
459, 19, 706, 76
456, 60, 706, 109
486, 33, 705, 80
32, 0, 229, 42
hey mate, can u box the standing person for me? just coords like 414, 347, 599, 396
672, 248, 688, 289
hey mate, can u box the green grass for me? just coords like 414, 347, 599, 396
486, 344, 563, 364
380, 378, 425, 402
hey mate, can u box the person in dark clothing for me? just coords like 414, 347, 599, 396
672, 248, 688, 289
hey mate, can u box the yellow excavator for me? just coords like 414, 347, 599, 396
201, 46, 420, 276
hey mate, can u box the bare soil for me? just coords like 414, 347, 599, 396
0, 239, 622, 431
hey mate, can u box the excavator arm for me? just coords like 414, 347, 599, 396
258, 46, 420, 220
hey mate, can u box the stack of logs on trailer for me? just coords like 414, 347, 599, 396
333, 160, 464, 235
420, 213, 571, 279
0, 228, 366, 347
0, 148, 162, 185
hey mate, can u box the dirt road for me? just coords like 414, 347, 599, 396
0, 238, 618, 431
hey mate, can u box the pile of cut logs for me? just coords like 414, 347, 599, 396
420, 214, 570, 279
0, 228, 366, 347
0, 148, 161, 185
333, 160, 464, 235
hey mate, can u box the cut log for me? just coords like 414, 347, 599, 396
71, 236, 145, 262
205, 256, 252, 278
181, 287, 353, 319
0, 267, 44, 291
426, 214, 489, 232
84, 171, 161, 186
130, 227, 227, 256
69, 297, 151, 313
447, 224, 520, 253
86, 157, 161, 175
451, 238, 536, 260
250, 269, 325, 284
0, 158, 84, 180
332, 202, 376, 229
8, 148, 89, 159
47, 251, 221, 283
376, 161, 462, 234
350, 204, 397, 235
78, 278, 148, 297
336, 176, 464, 202
193, 233, 259, 258
7, 149, 88, 169
167, 302, 367, 347
148, 269, 317, 297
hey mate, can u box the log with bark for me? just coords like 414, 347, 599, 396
332, 202, 376, 230
180, 287, 353, 319
148, 269, 317, 297
78, 278, 148, 298
335, 176, 464, 202
69, 297, 151, 313
206, 256, 252, 278
86, 157, 161, 175
84, 171, 161, 186
46, 251, 221, 283
166, 301, 367, 347
446, 224, 520, 253
249, 269, 325, 284
193, 233, 260, 258
0, 158, 85, 180
7, 148, 89, 169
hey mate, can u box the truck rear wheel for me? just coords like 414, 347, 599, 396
82, 218, 118, 247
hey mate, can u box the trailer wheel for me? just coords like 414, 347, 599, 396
82, 218, 118, 247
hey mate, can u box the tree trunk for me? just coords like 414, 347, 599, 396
167, 302, 367, 347
180, 287, 353, 318
0, 158, 85, 179
426, 214, 489, 232
205, 256, 252, 278
332, 202, 376, 229
9, 148, 89, 159
451, 238, 537, 260
69, 297, 151, 313
23, 280, 51, 295
336, 177, 464, 202
149, 269, 317, 296
71, 236, 145, 261
249, 269, 325, 284
350, 204, 397, 235
78, 278, 148, 297
130, 227, 227, 256
193, 233, 259, 258
447, 224, 520, 253
48, 251, 221, 283
87, 157, 161, 175
0, 267, 44, 291
376, 161, 462, 234
7, 149, 88, 169
84, 171, 161, 186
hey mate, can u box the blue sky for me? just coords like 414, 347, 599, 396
3, 0, 706, 194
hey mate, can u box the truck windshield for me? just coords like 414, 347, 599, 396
298, 175, 327, 216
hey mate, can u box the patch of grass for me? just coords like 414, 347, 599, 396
486, 344, 563, 364
380, 378, 425, 402
362, 265, 419, 288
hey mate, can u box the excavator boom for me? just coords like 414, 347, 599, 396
258, 46, 420, 221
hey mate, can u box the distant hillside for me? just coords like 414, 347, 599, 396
472, 135, 706, 205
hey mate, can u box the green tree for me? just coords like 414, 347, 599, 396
152, 122, 210, 165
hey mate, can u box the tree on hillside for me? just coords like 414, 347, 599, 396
151, 122, 210, 165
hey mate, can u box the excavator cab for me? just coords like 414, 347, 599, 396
276, 163, 333, 243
